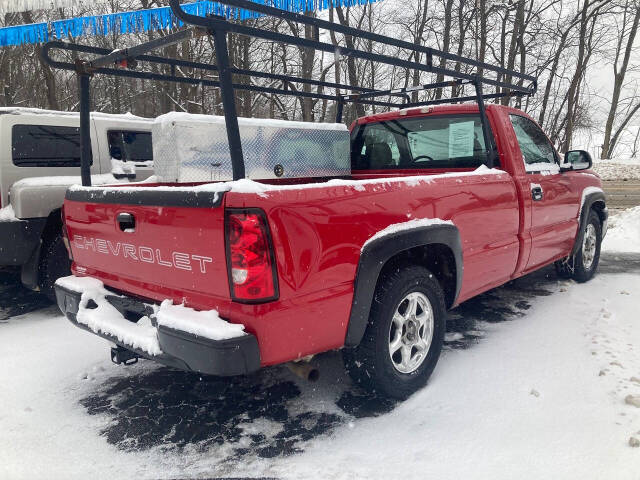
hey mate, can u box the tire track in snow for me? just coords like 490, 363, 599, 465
582, 273, 640, 448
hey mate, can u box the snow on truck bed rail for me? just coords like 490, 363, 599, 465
69, 165, 506, 197
55, 276, 245, 356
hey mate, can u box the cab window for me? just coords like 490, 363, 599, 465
107, 130, 153, 163
355, 123, 402, 169
352, 115, 488, 170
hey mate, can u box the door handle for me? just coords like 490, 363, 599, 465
117, 212, 136, 232
531, 185, 544, 201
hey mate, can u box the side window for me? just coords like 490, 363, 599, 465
107, 130, 153, 163
353, 124, 401, 170
509, 115, 557, 171
12, 124, 88, 168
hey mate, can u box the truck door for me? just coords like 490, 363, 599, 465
508, 114, 580, 270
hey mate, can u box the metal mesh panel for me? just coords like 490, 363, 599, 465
152, 114, 350, 182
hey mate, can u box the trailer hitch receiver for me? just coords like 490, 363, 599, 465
111, 346, 139, 366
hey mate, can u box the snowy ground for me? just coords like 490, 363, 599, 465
605, 206, 640, 252
593, 158, 640, 181
1, 211, 640, 479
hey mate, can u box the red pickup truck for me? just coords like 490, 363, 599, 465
55, 103, 606, 399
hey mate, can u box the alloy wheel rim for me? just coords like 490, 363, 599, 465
582, 223, 597, 270
388, 291, 434, 374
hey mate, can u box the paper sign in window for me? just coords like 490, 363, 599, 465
448, 121, 475, 158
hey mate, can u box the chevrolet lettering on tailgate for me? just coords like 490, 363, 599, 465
73, 235, 213, 273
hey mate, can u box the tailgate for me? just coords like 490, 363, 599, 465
64, 186, 229, 302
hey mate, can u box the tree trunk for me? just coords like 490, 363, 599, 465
435, 0, 454, 100
601, 2, 640, 158
335, 6, 365, 120
22, 11, 59, 110
410, 1, 429, 103
609, 102, 640, 157
451, 0, 468, 98
301, 12, 318, 122
562, 2, 590, 152
538, 29, 569, 126
501, 0, 523, 106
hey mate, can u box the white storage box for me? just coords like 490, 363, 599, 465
152, 112, 350, 182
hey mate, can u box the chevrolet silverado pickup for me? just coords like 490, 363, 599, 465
54, 104, 606, 399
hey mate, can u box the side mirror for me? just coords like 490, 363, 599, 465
560, 150, 592, 172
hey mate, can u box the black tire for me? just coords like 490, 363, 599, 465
39, 232, 72, 301
343, 265, 446, 400
554, 209, 602, 283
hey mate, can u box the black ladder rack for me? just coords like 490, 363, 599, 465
42, 0, 537, 186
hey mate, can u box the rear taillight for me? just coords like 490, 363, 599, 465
225, 209, 278, 303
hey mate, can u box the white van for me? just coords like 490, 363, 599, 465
0, 107, 154, 298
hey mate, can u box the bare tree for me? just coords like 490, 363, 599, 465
601, 0, 640, 158
0, 0, 637, 156
562, 0, 611, 151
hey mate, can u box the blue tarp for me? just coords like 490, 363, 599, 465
0, 0, 381, 47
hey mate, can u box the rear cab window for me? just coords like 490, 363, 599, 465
107, 130, 153, 165
351, 114, 489, 171
12, 124, 88, 167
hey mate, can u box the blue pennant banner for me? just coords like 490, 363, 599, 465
0, 0, 382, 47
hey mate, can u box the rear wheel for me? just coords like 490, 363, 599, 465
39, 232, 71, 301
554, 209, 602, 283
343, 265, 446, 399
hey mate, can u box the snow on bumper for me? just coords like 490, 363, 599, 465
54, 275, 260, 376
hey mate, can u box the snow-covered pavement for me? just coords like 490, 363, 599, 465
1, 211, 640, 479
